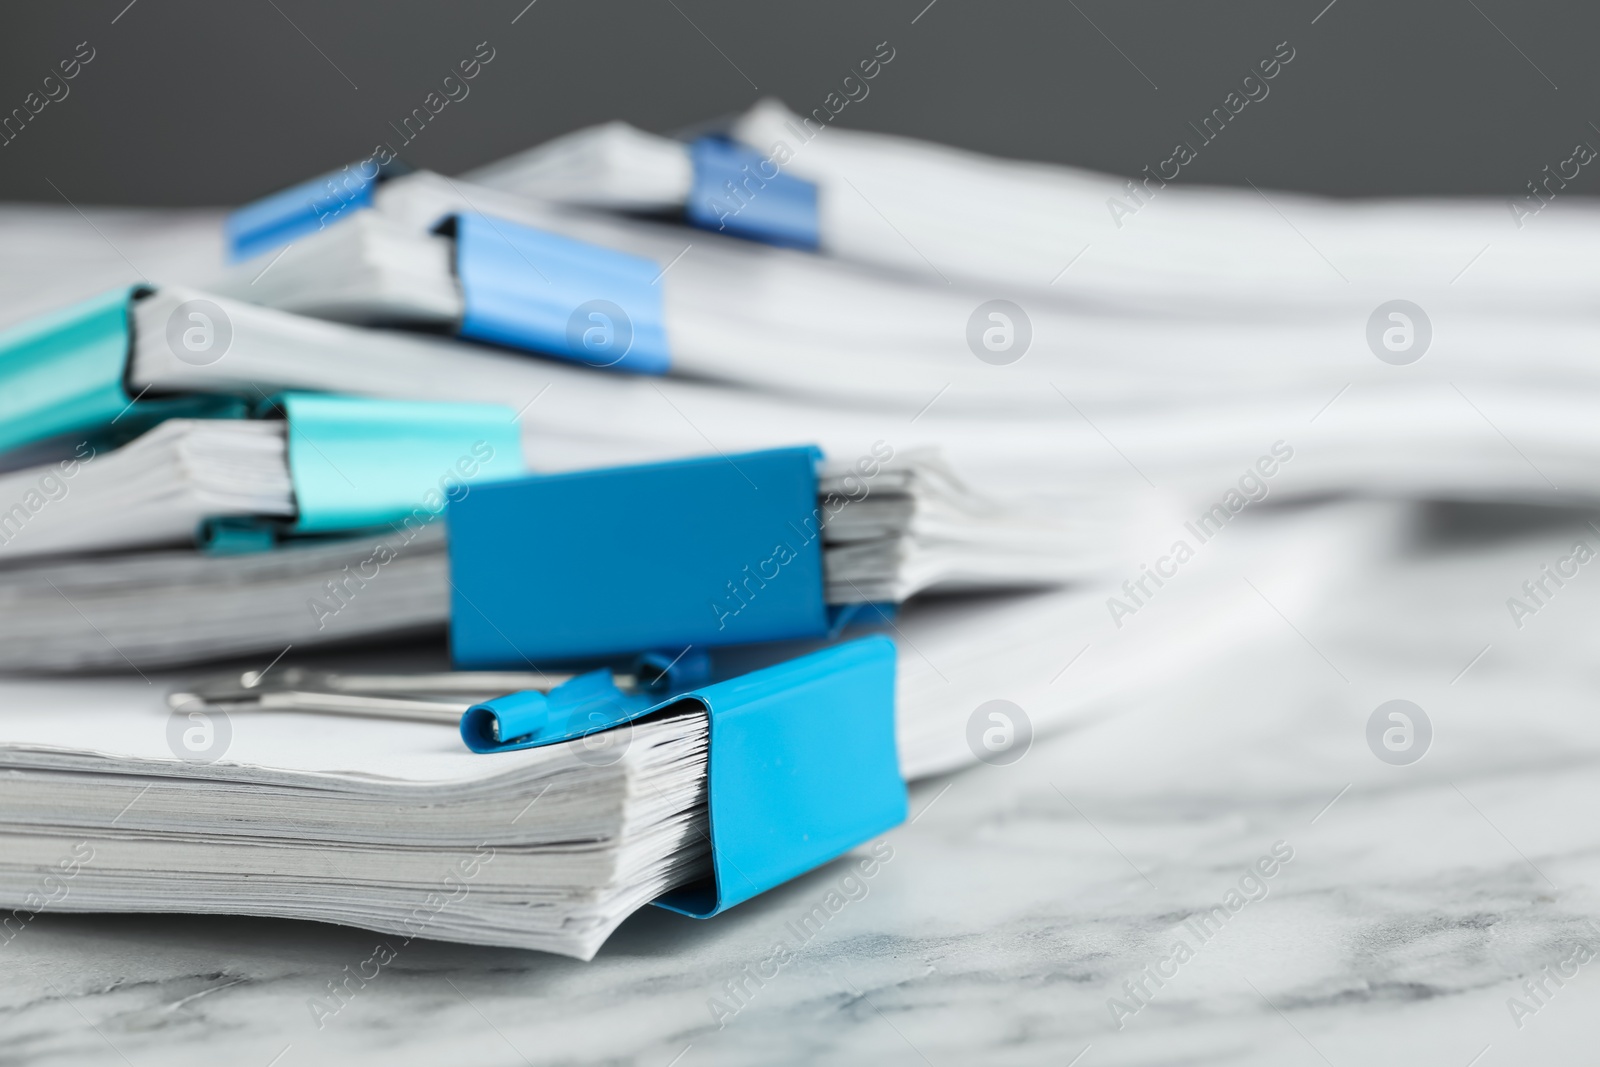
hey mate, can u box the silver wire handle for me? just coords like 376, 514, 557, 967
166, 666, 638, 725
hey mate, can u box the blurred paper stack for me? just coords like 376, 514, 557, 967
0, 97, 1595, 956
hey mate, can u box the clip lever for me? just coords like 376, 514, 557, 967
168, 650, 711, 728
168, 667, 579, 723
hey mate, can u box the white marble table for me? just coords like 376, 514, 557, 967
5, 500, 1600, 1066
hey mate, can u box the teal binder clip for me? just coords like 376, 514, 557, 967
0, 287, 243, 464
258, 393, 525, 533
462, 636, 906, 917
199, 517, 282, 555
192, 395, 521, 550
194, 393, 526, 549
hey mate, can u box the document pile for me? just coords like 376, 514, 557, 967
185, 122, 1600, 508
1, 92, 1588, 958
0, 441, 1093, 670
0, 499, 1372, 959
472, 98, 1600, 313
0, 260, 1113, 670
0, 678, 710, 960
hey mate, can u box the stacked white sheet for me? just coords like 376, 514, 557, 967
0, 497, 1388, 957
466, 99, 1600, 314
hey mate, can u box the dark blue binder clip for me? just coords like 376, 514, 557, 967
226, 157, 412, 262
448, 446, 840, 667
462, 635, 906, 917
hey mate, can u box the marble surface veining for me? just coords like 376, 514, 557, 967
2, 205, 1599, 1065
6, 501, 1600, 1066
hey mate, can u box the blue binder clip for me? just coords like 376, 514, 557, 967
458, 649, 711, 754
463, 635, 906, 917
448, 446, 833, 666
226, 157, 412, 262
0, 287, 244, 464
684, 137, 820, 251
444, 213, 671, 375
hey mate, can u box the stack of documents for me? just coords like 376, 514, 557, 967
0, 497, 1383, 957
818, 448, 1097, 604
4, 98, 1595, 960
0, 690, 710, 960
187, 166, 1600, 516
0, 261, 1125, 674
0, 527, 450, 672
13, 175, 1600, 516
0, 438, 1103, 670
0, 419, 293, 560
468, 98, 1600, 314
216, 180, 1600, 419
131, 278, 1600, 508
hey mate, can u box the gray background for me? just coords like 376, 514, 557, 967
0, 0, 1594, 205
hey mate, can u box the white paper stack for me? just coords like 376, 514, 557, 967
0, 434, 1108, 670
0, 497, 1387, 957
0, 527, 452, 672
0, 419, 292, 560
117, 281, 1600, 512
214, 188, 1600, 422
466, 99, 1600, 315
196, 178, 1600, 518
817, 448, 1110, 604
0, 688, 710, 960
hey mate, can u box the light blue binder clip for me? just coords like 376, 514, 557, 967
448, 446, 832, 666
684, 137, 821, 251
462, 635, 906, 917
446, 213, 671, 375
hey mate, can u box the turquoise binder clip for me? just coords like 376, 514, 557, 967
261, 393, 525, 533
226, 158, 411, 262
196, 393, 526, 548
446, 212, 671, 375
685, 137, 821, 251
448, 446, 830, 666
0, 287, 244, 464
462, 636, 906, 917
